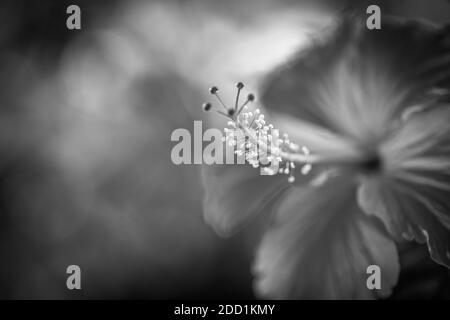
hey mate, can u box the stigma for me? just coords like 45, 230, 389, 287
202, 82, 312, 183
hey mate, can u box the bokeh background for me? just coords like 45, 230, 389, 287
0, 0, 449, 299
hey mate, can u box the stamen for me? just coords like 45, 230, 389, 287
249, 112, 256, 128
288, 164, 296, 183
236, 93, 255, 116
301, 163, 312, 175
202, 102, 212, 112
235, 82, 244, 112
202, 102, 232, 119
209, 86, 229, 113
217, 111, 232, 119
209, 86, 218, 94
203, 82, 314, 183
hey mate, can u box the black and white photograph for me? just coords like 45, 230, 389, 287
0, 0, 449, 307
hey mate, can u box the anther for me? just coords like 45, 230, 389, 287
202, 102, 233, 119
209, 85, 229, 112
209, 86, 218, 94
235, 82, 244, 111
237, 93, 256, 116
301, 164, 312, 175
202, 102, 212, 112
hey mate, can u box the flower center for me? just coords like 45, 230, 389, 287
358, 151, 383, 174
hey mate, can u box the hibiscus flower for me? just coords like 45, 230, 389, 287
201, 15, 450, 299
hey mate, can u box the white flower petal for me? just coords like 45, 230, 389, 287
201, 164, 289, 237
254, 176, 399, 299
